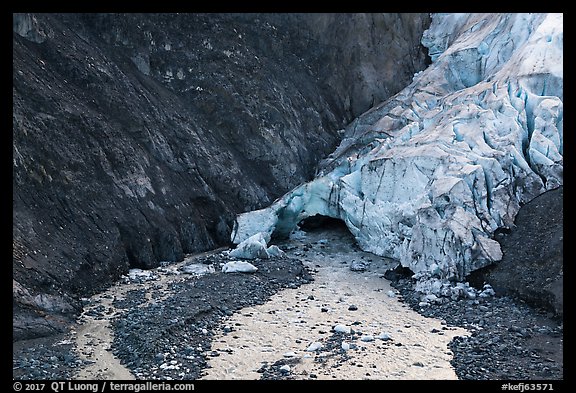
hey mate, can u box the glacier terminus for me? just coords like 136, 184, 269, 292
231, 13, 563, 294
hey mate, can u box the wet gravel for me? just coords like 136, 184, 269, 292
390, 276, 563, 380
109, 253, 313, 380
12, 334, 87, 380
13, 246, 563, 381
257, 329, 394, 380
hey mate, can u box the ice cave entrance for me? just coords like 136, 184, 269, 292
295, 214, 348, 233
285, 214, 360, 249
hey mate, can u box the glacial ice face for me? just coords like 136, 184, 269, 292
231, 13, 563, 281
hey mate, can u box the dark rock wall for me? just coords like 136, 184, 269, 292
481, 186, 563, 319
13, 13, 431, 341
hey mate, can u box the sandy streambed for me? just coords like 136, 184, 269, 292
14, 225, 560, 381
69, 224, 468, 380
72, 249, 222, 380
201, 226, 469, 380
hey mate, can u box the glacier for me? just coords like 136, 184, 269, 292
231, 13, 563, 284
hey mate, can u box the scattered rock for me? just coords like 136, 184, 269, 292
106, 252, 312, 380
391, 275, 563, 380
350, 260, 367, 272
306, 342, 323, 352
333, 324, 351, 334
279, 365, 291, 373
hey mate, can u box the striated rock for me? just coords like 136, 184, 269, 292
231, 13, 563, 285
13, 13, 53, 43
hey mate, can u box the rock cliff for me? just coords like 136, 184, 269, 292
13, 13, 431, 340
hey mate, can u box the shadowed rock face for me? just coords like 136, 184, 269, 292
13, 13, 431, 341
480, 186, 563, 318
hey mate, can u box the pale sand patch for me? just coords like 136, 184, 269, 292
74, 318, 135, 380
201, 227, 469, 380
73, 286, 135, 380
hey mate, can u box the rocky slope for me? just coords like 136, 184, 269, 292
13, 13, 432, 341
477, 186, 563, 318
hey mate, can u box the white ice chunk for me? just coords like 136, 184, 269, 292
377, 332, 392, 341
221, 261, 258, 273
232, 208, 277, 244
180, 264, 215, 276
228, 232, 270, 260
279, 365, 291, 373
306, 342, 323, 352
266, 245, 285, 258
333, 324, 352, 334
128, 268, 157, 282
